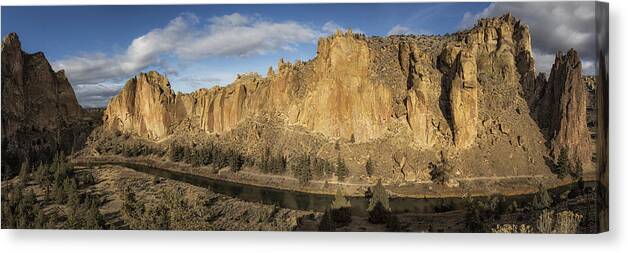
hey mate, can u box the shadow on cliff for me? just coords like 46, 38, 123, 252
437, 64, 455, 140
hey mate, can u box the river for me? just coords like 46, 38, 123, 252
73, 161, 596, 217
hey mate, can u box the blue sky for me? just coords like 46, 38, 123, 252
1, 3, 597, 107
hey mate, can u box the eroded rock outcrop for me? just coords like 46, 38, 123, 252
100, 14, 594, 179
1, 33, 88, 176
400, 42, 436, 147
104, 71, 176, 139
534, 49, 592, 167
448, 46, 479, 148
105, 31, 393, 142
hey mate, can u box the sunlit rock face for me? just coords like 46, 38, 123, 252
102, 14, 592, 175
103, 71, 176, 139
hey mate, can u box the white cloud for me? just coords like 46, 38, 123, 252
387, 25, 413, 36
73, 82, 124, 108
321, 21, 364, 35
173, 76, 223, 90
53, 13, 319, 86
53, 13, 320, 107
386, 24, 429, 36
459, 2, 597, 75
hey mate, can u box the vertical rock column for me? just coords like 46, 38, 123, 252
532, 49, 592, 167
400, 42, 433, 147
546, 49, 592, 167
449, 47, 479, 149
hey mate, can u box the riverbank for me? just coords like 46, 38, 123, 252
73, 159, 602, 232
72, 155, 597, 199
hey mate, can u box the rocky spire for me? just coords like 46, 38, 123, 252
2, 32, 86, 173
535, 49, 592, 167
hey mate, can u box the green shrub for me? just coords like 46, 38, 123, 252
536, 209, 583, 234
228, 150, 245, 172
169, 143, 185, 162
429, 161, 449, 184
491, 224, 533, 233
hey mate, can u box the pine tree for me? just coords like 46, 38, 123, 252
367, 179, 390, 211
18, 161, 30, 186
330, 188, 352, 227
34, 207, 47, 229
292, 154, 312, 184
531, 184, 553, 210
35, 162, 49, 189
557, 147, 571, 179
571, 157, 583, 180
429, 161, 449, 184
64, 178, 79, 207
53, 183, 66, 205
169, 143, 185, 162
336, 156, 348, 181
228, 150, 245, 172
331, 188, 351, 209
365, 158, 375, 177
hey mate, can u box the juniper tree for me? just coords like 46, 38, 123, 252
64, 178, 80, 207
367, 179, 392, 224
291, 154, 312, 184
367, 179, 390, 212
330, 188, 352, 226
557, 147, 571, 179
336, 156, 348, 181
365, 158, 375, 177
531, 184, 553, 210
18, 161, 30, 186
571, 157, 583, 180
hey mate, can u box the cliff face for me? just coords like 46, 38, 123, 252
533, 49, 592, 166
1, 33, 88, 176
103, 71, 176, 139
102, 14, 593, 177
105, 31, 393, 142
2, 33, 83, 136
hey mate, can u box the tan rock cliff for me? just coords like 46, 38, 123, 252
100, 14, 594, 178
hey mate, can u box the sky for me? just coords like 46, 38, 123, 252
1, 2, 599, 108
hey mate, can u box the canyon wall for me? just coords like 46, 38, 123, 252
101, 14, 592, 172
1, 33, 89, 177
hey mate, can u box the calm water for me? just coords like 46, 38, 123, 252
74, 161, 594, 216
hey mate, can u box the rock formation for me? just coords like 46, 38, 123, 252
104, 71, 176, 139
1, 33, 89, 177
533, 49, 592, 167
100, 14, 594, 179
448, 46, 479, 148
